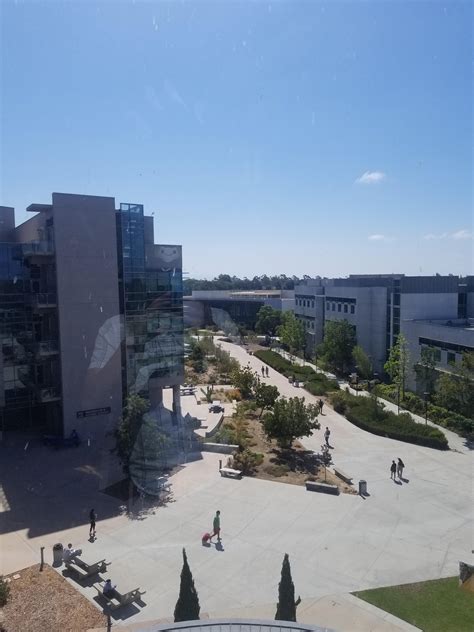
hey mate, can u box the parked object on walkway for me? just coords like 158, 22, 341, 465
359, 480, 367, 496
95, 580, 146, 610
201, 532, 211, 545
65, 556, 111, 580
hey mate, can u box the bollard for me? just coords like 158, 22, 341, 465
219, 459, 222, 471
359, 480, 367, 496
40, 546, 45, 571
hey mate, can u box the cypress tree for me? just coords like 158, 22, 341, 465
275, 553, 297, 622
174, 548, 200, 622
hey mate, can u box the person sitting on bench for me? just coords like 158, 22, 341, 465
63, 543, 82, 562
103, 579, 117, 598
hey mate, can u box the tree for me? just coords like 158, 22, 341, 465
263, 397, 319, 448
114, 394, 149, 474
352, 345, 372, 380
275, 553, 300, 622
174, 548, 200, 622
414, 346, 438, 394
384, 333, 410, 399
434, 351, 474, 418
255, 305, 283, 337
277, 312, 305, 356
189, 342, 205, 373
254, 381, 280, 417
319, 320, 356, 374
231, 364, 257, 399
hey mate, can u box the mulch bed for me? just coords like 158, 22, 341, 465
0, 564, 106, 632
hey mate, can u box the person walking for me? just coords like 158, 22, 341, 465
210, 510, 221, 542
324, 427, 330, 447
261, 366, 265, 377
265, 366, 269, 377
318, 399, 324, 414
89, 508, 97, 539
397, 458, 405, 479
390, 460, 397, 480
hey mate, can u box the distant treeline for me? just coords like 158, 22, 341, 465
184, 274, 310, 293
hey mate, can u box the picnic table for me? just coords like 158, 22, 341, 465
65, 557, 110, 580
94, 581, 146, 610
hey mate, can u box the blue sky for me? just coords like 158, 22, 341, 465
1, 1, 472, 278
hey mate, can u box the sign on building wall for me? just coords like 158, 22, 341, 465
76, 407, 111, 419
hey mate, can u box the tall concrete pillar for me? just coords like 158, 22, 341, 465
172, 385, 181, 426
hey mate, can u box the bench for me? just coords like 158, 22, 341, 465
66, 557, 110, 579
305, 481, 340, 495
94, 582, 146, 610
333, 467, 353, 485
219, 467, 242, 479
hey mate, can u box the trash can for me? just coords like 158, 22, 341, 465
359, 480, 367, 496
52, 543, 64, 565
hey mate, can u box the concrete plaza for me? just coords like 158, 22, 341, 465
0, 340, 472, 629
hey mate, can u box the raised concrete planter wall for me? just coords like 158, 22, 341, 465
201, 442, 238, 454
305, 481, 340, 495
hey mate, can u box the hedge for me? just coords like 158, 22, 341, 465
330, 392, 449, 450
374, 384, 473, 438
254, 350, 339, 395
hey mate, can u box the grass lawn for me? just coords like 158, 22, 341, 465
354, 577, 474, 632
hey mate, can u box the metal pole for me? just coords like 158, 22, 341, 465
40, 546, 45, 571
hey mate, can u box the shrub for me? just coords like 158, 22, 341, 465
265, 464, 290, 477
329, 391, 349, 414
254, 350, 338, 395
226, 388, 242, 401
374, 384, 473, 438
0, 576, 10, 607
340, 394, 449, 450
232, 450, 264, 474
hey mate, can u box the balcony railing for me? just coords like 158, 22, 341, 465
26, 293, 57, 308
22, 241, 54, 257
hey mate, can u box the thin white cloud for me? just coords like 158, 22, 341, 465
356, 171, 386, 184
422, 229, 472, 241
451, 229, 472, 240
368, 234, 387, 241
423, 232, 447, 240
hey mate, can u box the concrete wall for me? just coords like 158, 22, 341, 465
13, 210, 50, 243
402, 319, 474, 390
325, 286, 387, 374
52, 193, 122, 438
400, 293, 458, 320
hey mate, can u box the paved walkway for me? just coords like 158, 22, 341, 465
1, 340, 472, 627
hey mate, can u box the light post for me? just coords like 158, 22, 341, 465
397, 381, 401, 414
423, 391, 430, 425
373, 372, 379, 419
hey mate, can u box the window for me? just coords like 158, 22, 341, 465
350, 305, 355, 314
343, 304, 348, 313
338, 303, 341, 312
447, 352, 456, 365
311, 301, 314, 308
332, 303, 336, 311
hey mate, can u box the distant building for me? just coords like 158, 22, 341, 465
0, 193, 184, 436
184, 289, 295, 332
295, 274, 474, 388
